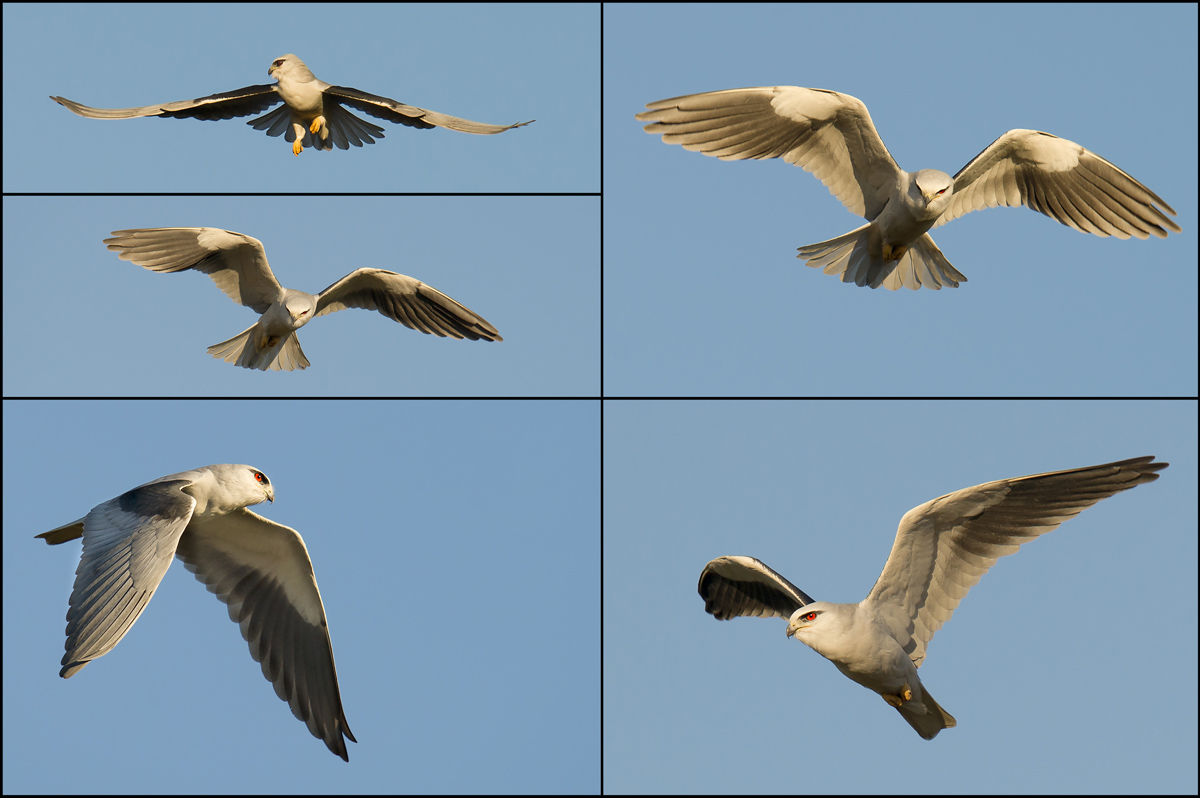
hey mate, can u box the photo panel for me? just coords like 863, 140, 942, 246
603, 399, 1196, 793
5, 3, 598, 193
2, 195, 598, 397
4, 399, 600, 792
603, 4, 1195, 396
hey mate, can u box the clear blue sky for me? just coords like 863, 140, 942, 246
3, 3, 597, 193
2, 195, 597, 396
603, 400, 1197, 793
3, 400, 599, 793
605, 4, 1197, 396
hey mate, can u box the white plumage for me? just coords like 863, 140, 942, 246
698, 456, 1167, 739
639, 87, 1180, 289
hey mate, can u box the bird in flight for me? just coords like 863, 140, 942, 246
105, 227, 502, 371
698, 456, 1167, 739
37, 464, 356, 760
638, 87, 1179, 289
52, 54, 533, 156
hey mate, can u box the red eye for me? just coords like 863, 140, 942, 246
255, 472, 264, 482
804, 612, 817, 621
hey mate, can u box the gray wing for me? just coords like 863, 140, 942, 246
36, 475, 198, 678
174, 508, 356, 761
864, 456, 1168, 667
50, 84, 281, 121
937, 129, 1181, 238
636, 86, 902, 220
314, 268, 502, 341
104, 227, 285, 313
324, 85, 533, 134
698, 555, 815, 621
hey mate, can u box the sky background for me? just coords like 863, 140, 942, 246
3, 400, 599, 794
603, 400, 1197, 794
3, 3, 597, 193
605, 4, 1197, 396
2, 195, 597, 396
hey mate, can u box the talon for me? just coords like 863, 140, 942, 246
309, 116, 324, 135
881, 244, 908, 262
292, 140, 303, 157
882, 686, 914, 707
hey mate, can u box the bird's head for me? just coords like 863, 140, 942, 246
268, 54, 316, 84
285, 294, 315, 328
247, 467, 274, 504
912, 169, 954, 215
786, 602, 833, 640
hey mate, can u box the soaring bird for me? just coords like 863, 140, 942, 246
639, 87, 1179, 289
698, 456, 1167, 739
104, 227, 502, 371
37, 464, 356, 761
52, 54, 533, 156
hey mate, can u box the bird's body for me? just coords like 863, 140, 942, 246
638, 87, 1180, 289
104, 227, 501, 371
698, 456, 1167, 739
36, 464, 356, 760
52, 54, 533, 156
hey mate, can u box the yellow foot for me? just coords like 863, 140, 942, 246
309, 116, 325, 135
882, 687, 914, 707
292, 140, 303, 157
881, 244, 908, 262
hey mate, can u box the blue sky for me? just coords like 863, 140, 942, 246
605, 4, 1197, 396
2, 195, 597, 396
3, 4, 597, 193
3, 400, 599, 793
603, 400, 1197, 794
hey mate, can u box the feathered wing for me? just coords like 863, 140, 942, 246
937, 129, 1180, 239
314, 268, 502, 341
104, 227, 285, 313
51, 84, 282, 121
175, 508, 355, 761
864, 456, 1167, 667
325, 85, 533, 135
697, 555, 815, 621
35, 475, 199, 677
637, 86, 901, 220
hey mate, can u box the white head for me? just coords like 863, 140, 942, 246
284, 293, 316, 328
268, 54, 316, 83
784, 601, 858, 661
911, 169, 954, 213
187, 464, 274, 518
